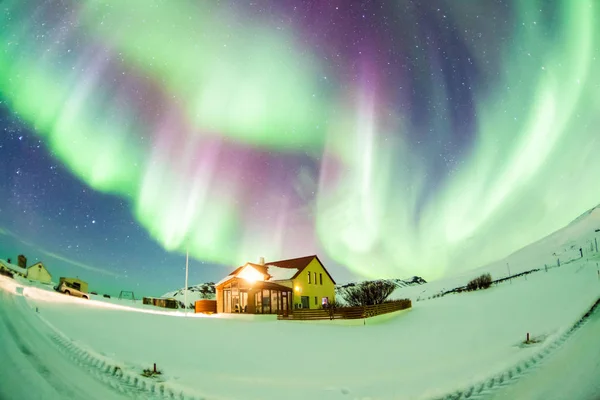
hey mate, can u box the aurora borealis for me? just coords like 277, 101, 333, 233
1, 1, 600, 293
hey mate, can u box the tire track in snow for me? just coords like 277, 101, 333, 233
0, 298, 79, 399
29, 302, 211, 400
430, 297, 600, 400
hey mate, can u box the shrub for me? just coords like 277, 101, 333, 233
467, 273, 492, 291
338, 280, 397, 306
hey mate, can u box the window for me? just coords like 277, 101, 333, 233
307, 270, 311, 284
319, 273, 323, 285
314, 272, 317, 284
314, 296, 317, 305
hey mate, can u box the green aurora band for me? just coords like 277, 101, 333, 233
1, 0, 599, 279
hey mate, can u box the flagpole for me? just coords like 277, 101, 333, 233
184, 250, 189, 316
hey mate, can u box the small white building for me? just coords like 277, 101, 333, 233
26, 262, 52, 284
0, 259, 27, 278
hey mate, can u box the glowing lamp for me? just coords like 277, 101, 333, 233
238, 264, 264, 283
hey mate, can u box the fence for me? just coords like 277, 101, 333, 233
277, 299, 411, 321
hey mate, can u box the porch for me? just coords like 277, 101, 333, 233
217, 278, 293, 315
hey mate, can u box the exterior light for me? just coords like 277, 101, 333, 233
238, 264, 264, 283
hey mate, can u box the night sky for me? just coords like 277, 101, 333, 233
1, 1, 599, 296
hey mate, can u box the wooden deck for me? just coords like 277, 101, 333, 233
277, 299, 411, 321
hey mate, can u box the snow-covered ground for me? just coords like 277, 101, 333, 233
485, 300, 600, 400
0, 279, 135, 400
1, 256, 599, 400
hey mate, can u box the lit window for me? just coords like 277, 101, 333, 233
319, 273, 323, 285
307, 271, 311, 284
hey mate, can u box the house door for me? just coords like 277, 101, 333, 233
301, 296, 310, 309
240, 291, 248, 313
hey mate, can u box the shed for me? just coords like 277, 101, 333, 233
143, 297, 179, 309
59, 277, 89, 293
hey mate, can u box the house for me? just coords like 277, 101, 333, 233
215, 255, 336, 314
59, 277, 88, 293
0, 255, 53, 284
26, 262, 52, 284
0, 259, 27, 278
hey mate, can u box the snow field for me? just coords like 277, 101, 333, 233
11, 257, 600, 400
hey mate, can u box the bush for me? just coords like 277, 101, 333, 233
338, 280, 397, 306
467, 273, 492, 291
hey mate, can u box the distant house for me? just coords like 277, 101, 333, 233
0, 259, 27, 278
215, 255, 336, 314
26, 262, 52, 284
0, 256, 53, 284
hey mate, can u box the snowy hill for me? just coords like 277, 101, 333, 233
336, 276, 426, 298
161, 282, 216, 308
473, 202, 600, 277
393, 202, 600, 302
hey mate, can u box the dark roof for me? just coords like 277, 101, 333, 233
265, 255, 336, 284
218, 255, 337, 287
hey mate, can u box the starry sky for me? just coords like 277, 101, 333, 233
1, 0, 600, 297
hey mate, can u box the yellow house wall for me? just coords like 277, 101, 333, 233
291, 258, 336, 309
27, 263, 52, 284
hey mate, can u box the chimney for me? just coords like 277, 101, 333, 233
259, 257, 265, 266
17, 255, 27, 269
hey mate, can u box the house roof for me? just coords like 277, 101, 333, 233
265, 255, 336, 284
265, 265, 298, 280
216, 254, 336, 287
215, 263, 270, 287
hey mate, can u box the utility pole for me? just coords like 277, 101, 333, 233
184, 250, 189, 316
